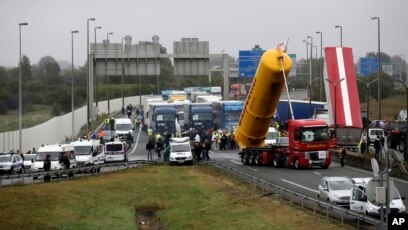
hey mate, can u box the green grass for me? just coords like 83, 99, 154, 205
0, 165, 353, 230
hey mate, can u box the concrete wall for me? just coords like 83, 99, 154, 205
0, 96, 140, 153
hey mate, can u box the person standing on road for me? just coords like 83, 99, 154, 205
43, 154, 51, 182
339, 147, 346, 167
374, 136, 381, 160
146, 139, 155, 160
360, 138, 367, 155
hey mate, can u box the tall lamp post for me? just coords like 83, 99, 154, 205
371, 16, 381, 120
121, 37, 125, 109
94, 26, 101, 108
71, 30, 79, 140
302, 40, 310, 113
307, 36, 314, 117
18, 22, 28, 153
106, 32, 113, 114
357, 78, 378, 154
334, 25, 343, 47
325, 78, 345, 137
316, 31, 323, 101
86, 18, 95, 129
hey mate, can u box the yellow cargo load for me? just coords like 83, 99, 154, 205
234, 48, 292, 149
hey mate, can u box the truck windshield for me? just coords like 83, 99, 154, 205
225, 111, 241, 121
301, 127, 329, 142
192, 113, 212, 121
74, 146, 92, 155
156, 114, 175, 121
36, 152, 61, 161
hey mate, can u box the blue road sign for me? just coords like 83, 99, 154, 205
238, 50, 265, 77
360, 57, 378, 77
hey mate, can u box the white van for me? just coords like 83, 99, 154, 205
368, 128, 385, 144
114, 118, 134, 142
350, 177, 406, 216
32, 144, 76, 171
104, 141, 128, 162
71, 139, 105, 167
169, 137, 193, 165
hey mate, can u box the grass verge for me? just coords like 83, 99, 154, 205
0, 165, 353, 230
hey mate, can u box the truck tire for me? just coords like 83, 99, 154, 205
248, 152, 254, 165
254, 152, 260, 165
242, 151, 249, 165
273, 156, 280, 168
284, 156, 290, 168
294, 158, 300, 169
399, 140, 406, 152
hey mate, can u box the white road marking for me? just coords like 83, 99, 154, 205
230, 160, 258, 171
313, 172, 321, 175
230, 160, 243, 165
281, 179, 319, 194
129, 127, 141, 155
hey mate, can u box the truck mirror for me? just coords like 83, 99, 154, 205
401, 196, 406, 200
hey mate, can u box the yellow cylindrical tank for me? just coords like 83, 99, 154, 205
235, 48, 292, 149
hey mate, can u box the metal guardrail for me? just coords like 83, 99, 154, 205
208, 160, 383, 230
0, 160, 159, 187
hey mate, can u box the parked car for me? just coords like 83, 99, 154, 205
318, 176, 353, 207
0, 153, 24, 174
23, 154, 37, 170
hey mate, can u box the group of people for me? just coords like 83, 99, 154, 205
145, 132, 168, 160
209, 129, 236, 151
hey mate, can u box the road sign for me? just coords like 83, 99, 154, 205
360, 57, 378, 77
238, 50, 265, 77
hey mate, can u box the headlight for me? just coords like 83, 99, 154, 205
367, 205, 380, 213
400, 205, 406, 212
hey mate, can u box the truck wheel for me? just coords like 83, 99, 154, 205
254, 152, 260, 165
284, 156, 290, 168
294, 158, 300, 169
248, 152, 254, 165
273, 157, 280, 168
399, 140, 406, 152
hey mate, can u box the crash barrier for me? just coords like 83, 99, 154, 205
208, 160, 382, 230
0, 160, 158, 187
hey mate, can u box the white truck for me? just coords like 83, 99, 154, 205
32, 143, 76, 171
71, 139, 105, 168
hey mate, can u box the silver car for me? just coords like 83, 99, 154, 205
318, 176, 353, 207
0, 153, 24, 174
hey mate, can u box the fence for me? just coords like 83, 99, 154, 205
0, 96, 140, 153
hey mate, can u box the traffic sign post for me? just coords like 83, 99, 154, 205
238, 50, 264, 78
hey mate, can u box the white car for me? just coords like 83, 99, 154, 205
169, 137, 193, 165
318, 176, 353, 207
0, 153, 24, 174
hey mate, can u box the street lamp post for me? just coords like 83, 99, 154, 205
307, 36, 314, 117
357, 78, 378, 154
302, 40, 310, 113
325, 78, 345, 137
94, 26, 101, 108
371, 16, 381, 120
106, 32, 113, 114
86, 18, 95, 129
71, 30, 79, 140
18, 22, 28, 153
121, 37, 125, 109
335, 25, 342, 47
316, 31, 323, 101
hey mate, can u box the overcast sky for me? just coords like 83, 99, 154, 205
0, 0, 407, 67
